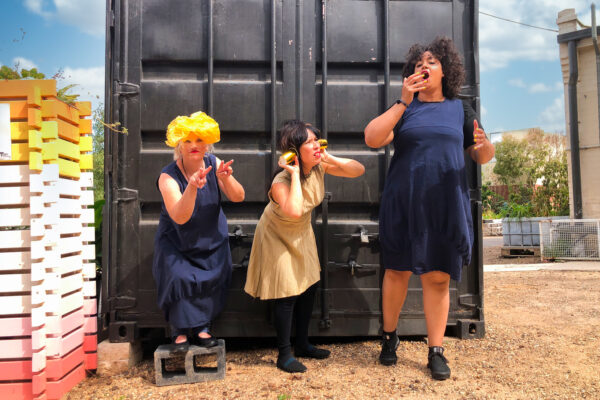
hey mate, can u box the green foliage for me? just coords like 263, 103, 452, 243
481, 182, 505, 217
93, 104, 105, 202
491, 130, 569, 218
277, 395, 291, 400
94, 199, 105, 270
0, 65, 45, 80
493, 136, 529, 186
498, 201, 534, 218
56, 83, 80, 105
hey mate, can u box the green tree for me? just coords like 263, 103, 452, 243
0, 65, 45, 80
492, 130, 569, 217
92, 104, 105, 202
492, 135, 529, 186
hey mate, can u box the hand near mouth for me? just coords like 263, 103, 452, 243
319, 148, 330, 162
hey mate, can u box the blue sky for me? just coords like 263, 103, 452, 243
0, 0, 596, 136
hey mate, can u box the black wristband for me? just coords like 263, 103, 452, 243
395, 99, 409, 108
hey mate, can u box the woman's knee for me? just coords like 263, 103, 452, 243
421, 271, 450, 290
384, 269, 412, 284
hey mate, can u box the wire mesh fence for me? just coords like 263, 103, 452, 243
539, 219, 600, 260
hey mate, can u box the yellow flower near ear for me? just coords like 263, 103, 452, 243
165, 111, 220, 147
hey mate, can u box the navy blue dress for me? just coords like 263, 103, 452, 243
379, 97, 473, 282
152, 154, 232, 330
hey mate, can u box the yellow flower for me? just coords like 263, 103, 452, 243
165, 111, 220, 147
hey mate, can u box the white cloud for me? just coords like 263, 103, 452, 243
24, 0, 49, 16
529, 83, 553, 93
57, 66, 105, 109
481, 105, 488, 118
12, 57, 38, 71
479, 0, 596, 71
509, 79, 563, 93
509, 79, 526, 88
538, 96, 566, 133
23, 0, 104, 37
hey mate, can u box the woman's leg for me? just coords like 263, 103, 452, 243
380, 269, 412, 365
273, 296, 306, 373
420, 271, 450, 347
382, 270, 412, 331
294, 283, 330, 359
420, 270, 451, 380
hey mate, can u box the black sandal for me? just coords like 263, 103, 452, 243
172, 336, 189, 353
191, 327, 218, 348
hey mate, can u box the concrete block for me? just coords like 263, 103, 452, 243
97, 340, 143, 376
154, 340, 225, 387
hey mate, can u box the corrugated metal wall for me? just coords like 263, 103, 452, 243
105, 0, 484, 340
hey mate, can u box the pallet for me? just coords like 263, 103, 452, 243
501, 246, 540, 258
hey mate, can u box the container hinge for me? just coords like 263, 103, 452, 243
109, 296, 136, 310
333, 225, 378, 243
116, 188, 138, 203
459, 294, 480, 308
114, 81, 140, 97
228, 225, 253, 239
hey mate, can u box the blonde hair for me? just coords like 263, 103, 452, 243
165, 111, 220, 148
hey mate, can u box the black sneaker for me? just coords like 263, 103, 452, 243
277, 357, 307, 373
427, 346, 451, 380
379, 331, 399, 366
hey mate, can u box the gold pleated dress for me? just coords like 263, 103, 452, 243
244, 164, 325, 300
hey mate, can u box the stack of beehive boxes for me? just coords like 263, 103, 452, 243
0, 80, 97, 399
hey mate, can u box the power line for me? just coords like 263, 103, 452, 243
480, 10, 559, 33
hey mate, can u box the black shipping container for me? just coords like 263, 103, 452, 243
103, 0, 484, 342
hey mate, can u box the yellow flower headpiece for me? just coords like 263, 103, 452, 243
165, 111, 220, 147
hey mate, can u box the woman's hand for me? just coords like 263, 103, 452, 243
467, 119, 495, 164
216, 159, 234, 180
215, 157, 245, 202
400, 71, 429, 106
473, 120, 487, 150
320, 148, 330, 163
188, 165, 212, 189
278, 154, 301, 176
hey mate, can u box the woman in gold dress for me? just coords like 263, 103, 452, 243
244, 120, 365, 373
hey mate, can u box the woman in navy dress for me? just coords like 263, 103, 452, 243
153, 111, 244, 351
364, 37, 495, 380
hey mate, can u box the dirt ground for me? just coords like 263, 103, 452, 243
483, 244, 545, 265
67, 249, 600, 399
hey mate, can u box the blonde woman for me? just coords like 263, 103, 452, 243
152, 111, 244, 351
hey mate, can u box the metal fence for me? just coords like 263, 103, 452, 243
540, 219, 600, 260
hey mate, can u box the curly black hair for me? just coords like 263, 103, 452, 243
402, 36, 464, 99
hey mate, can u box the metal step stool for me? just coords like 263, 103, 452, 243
154, 340, 225, 386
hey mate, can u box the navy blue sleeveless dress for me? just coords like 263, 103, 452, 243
152, 154, 232, 330
379, 97, 473, 282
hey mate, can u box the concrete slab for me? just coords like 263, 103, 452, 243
484, 261, 600, 272
97, 340, 143, 376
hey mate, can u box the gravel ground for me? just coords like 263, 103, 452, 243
66, 249, 600, 399
483, 244, 544, 265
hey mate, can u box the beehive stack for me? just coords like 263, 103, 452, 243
0, 80, 97, 400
